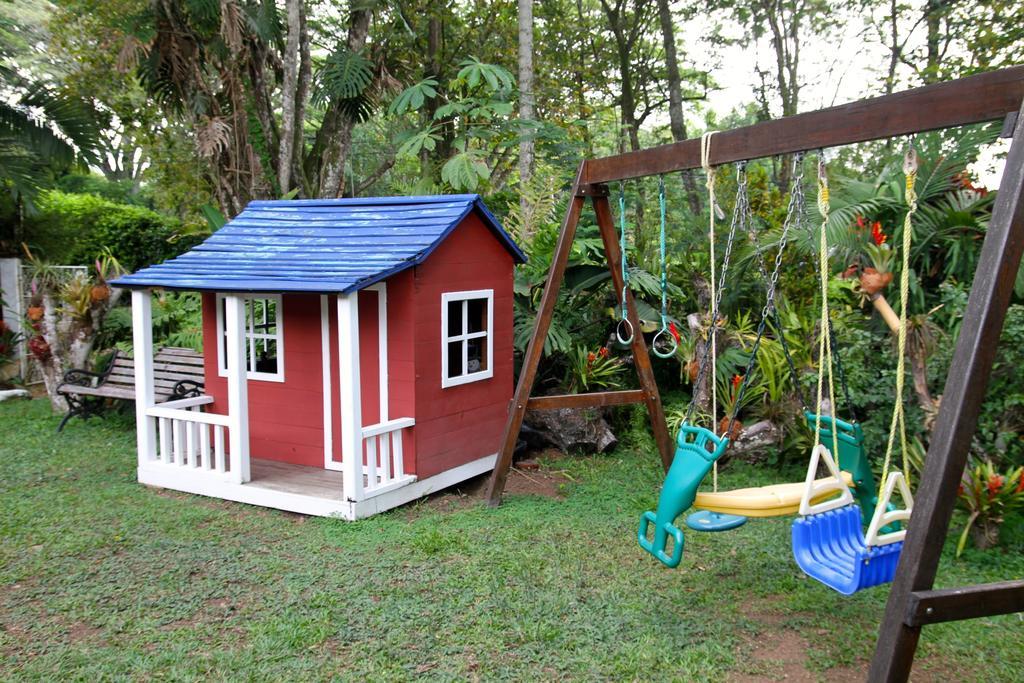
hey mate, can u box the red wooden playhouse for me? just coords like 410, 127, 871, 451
112, 195, 526, 519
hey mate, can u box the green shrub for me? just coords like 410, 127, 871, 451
25, 191, 200, 271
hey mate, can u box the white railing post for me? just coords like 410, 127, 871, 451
131, 290, 157, 467
224, 294, 250, 483
338, 293, 363, 502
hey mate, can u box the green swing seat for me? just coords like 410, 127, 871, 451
638, 425, 729, 568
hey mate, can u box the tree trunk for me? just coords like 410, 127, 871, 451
517, 0, 535, 212
32, 285, 123, 412
924, 0, 946, 83
909, 346, 935, 411
656, 0, 701, 215
278, 0, 304, 194
317, 6, 374, 198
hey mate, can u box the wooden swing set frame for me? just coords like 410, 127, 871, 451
485, 65, 1024, 681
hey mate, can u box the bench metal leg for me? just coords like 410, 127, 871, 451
56, 394, 106, 432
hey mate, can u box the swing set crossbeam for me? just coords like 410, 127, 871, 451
585, 66, 1024, 183
486, 65, 1024, 683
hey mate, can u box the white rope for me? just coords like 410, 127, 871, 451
702, 131, 718, 492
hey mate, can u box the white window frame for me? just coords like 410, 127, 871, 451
441, 289, 494, 389
216, 293, 285, 382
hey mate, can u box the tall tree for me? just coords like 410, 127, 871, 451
518, 0, 535, 210
655, 0, 700, 215
279, 0, 311, 194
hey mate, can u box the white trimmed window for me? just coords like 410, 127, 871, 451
217, 294, 284, 382
441, 289, 493, 388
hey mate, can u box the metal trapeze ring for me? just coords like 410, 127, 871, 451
615, 317, 635, 345
651, 327, 678, 359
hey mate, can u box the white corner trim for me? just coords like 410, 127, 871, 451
338, 293, 363, 502
371, 283, 389, 423
131, 290, 156, 467
321, 294, 339, 471
440, 288, 494, 389
216, 293, 285, 383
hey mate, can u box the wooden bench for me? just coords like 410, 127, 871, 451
57, 347, 205, 432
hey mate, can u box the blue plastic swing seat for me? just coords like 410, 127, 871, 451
791, 504, 903, 595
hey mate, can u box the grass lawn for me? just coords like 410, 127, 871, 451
1, 399, 1022, 681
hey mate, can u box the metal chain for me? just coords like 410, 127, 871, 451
724, 154, 807, 436
828, 319, 857, 422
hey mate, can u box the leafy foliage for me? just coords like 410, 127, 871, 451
26, 191, 199, 271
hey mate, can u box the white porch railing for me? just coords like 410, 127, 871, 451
144, 395, 236, 479
361, 417, 415, 497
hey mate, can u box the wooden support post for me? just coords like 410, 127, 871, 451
131, 289, 156, 467
591, 193, 673, 470
486, 164, 587, 506
224, 294, 250, 483
869, 106, 1024, 682
338, 292, 364, 503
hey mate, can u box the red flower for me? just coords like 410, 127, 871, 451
668, 321, 680, 343
1016, 476, 1024, 494
987, 474, 1004, 497
599, 347, 609, 358
28, 335, 50, 361
855, 215, 865, 229
871, 222, 887, 246
731, 374, 743, 390
587, 352, 596, 364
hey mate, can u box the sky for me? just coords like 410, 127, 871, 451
681, 3, 1010, 188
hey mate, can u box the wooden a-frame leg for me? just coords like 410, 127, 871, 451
591, 194, 673, 471
486, 164, 588, 506
869, 110, 1024, 681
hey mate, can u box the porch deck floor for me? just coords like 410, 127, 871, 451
248, 459, 343, 500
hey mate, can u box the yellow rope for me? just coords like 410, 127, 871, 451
812, 157, 840, 463
881, 147, 918, 487
702, 131, 718, 491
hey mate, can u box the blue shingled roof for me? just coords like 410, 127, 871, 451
111, 195, 526, 294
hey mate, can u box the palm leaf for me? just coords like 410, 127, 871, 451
313, 48, 374, 105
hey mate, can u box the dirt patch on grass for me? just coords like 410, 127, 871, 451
406, 449, 575, 518
729, 599, 864, 682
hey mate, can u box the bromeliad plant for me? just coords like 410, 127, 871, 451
956, 459, 1024, 556
21, 246, 125, 411
564, 345, 625, 394
858, 216, 895, 296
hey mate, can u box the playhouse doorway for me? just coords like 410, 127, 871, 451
324, 283, 387, 471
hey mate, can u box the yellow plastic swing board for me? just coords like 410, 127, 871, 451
693, 472, 854, 518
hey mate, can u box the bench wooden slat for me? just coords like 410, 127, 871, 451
106, 374, 186, 391
65, 385, 137, 400
60, 348, 205, 402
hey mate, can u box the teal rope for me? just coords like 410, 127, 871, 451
659, 176, 668, 329
619, 181, 629, 321
651, 176, 677, 359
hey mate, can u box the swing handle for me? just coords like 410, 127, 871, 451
638, 511, 684, 568
864, 471, 914, 546
615, 315, 634, 345
651, 326, 678, 359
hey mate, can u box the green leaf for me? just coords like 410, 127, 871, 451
395, 128, 440, 158
389, 79, 439, 116
313, 47, 374, 105
199, 203, 227, 231
441, 152, 490, 192
455, 58, 514, 93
